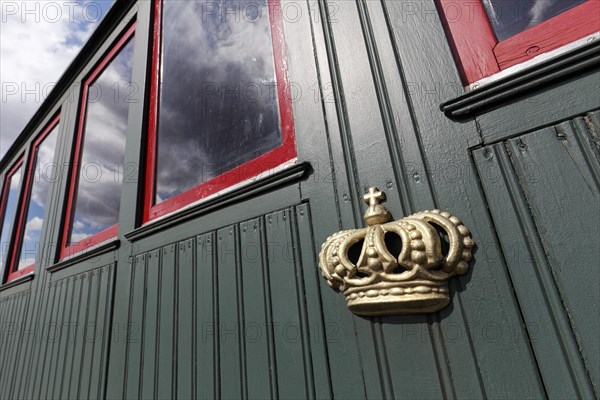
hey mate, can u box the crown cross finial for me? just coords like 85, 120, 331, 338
363, 187, 391, 226
364, 187, 384, 207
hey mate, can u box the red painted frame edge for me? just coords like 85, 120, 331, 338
60, 22, 137, 261
494, 0, 600, 70
437, 0, 500, 84
438, 0, 599, 84
143, 0, 297, 222
5, 114, 61, 283
0, 156, 25, 283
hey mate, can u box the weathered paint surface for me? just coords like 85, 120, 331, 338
0, 0, 598, 399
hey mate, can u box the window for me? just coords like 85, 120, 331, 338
439, 0, 600, 84
61, 24, 136, 260
144, 0, 296, 222
0, 159, 24, 282
9, 116, 60, 282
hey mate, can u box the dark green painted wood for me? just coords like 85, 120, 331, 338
507, 123, 599, 394
217, 226, 244, 399
0, 0, 598, 398
50, 278, 72, 399
41, 280, 66, 399
157, 245, 176, 399
60, 275, 83, 400
477, 70, 600, 144
474, 138, 596, 399
177, 239, 194, 400
382, 1, 547, 398
125, 255, 145, 399
265, 209, 309, 400
140, 249, 160, 400
240, 218, 274, 400
196, 233, 217, 400
293, 204, 333, 400
90, 266, 111, 400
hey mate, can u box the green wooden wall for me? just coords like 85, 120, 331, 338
0, 0, 598, 399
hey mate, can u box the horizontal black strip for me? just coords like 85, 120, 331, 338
124, 161, 312, 242
0, 274, 34, 293
46, 238, 120, 273
441, 41, 600, 119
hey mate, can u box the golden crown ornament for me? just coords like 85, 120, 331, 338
318, 188, 474, 316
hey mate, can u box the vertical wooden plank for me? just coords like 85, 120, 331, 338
217, 226, 244, 399
0, 298, 8, 397
507, 127, 600, 392
196, 233, 216, 400
382, 315, 445, 398
265, 209, 308, 399
60, 274, 83, 400
69, 274, 91, 400
49, 278, 74, 399
177, 239, 194, 399
88, 265, 111, 400
0, 295, 17, 396
125, 255, 147, 399
240, 218, 273, 399
78, 270, 101, 399
141, 250, 161, 400
30, 282, 58, 399
473, 143, 594, 399
40, 281, 66, 399
1, 293, 27, 398
295, 203, 333, 400
157, 244, 176, 399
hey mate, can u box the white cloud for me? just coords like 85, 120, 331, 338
0, 0, 113, 160
23, 216, 43, 240
25, 216, 43, 231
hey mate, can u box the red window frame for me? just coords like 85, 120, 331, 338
143, 0, 297, 223
0, 156, 25, 282
60, 23, 136, 260
4, 115, 61, 282
438, 0, 600, 84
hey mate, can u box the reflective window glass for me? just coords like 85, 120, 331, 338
482, 0, 588, 41
68, 37, 135, 245
155, 0, 283, 204
16, 126, 59, 270
0, 164, 23, 277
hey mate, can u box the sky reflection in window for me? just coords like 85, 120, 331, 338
69, 38, 135, 245
0, 165, 23, 277
482, 0, 587, 41
16, 126, 59, 270
155, 0, 282, 204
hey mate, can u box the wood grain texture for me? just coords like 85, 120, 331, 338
474, 112, 600, 398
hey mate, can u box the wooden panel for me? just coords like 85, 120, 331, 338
265, 209, 309, 399
473, 112, 599, 398
119, 204, 330, 399
217, 226, 244, 399
140, 250, 160, 400
1, 264, 114, 400
477, 70, 600, 143
507, 118, 599, 392
196, 234, 217, 400
177, 239, 195, 400
379, 1, 545, 398
157, 244, 176, 399
0, 291, 30, 399
240, 218, 275, 399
